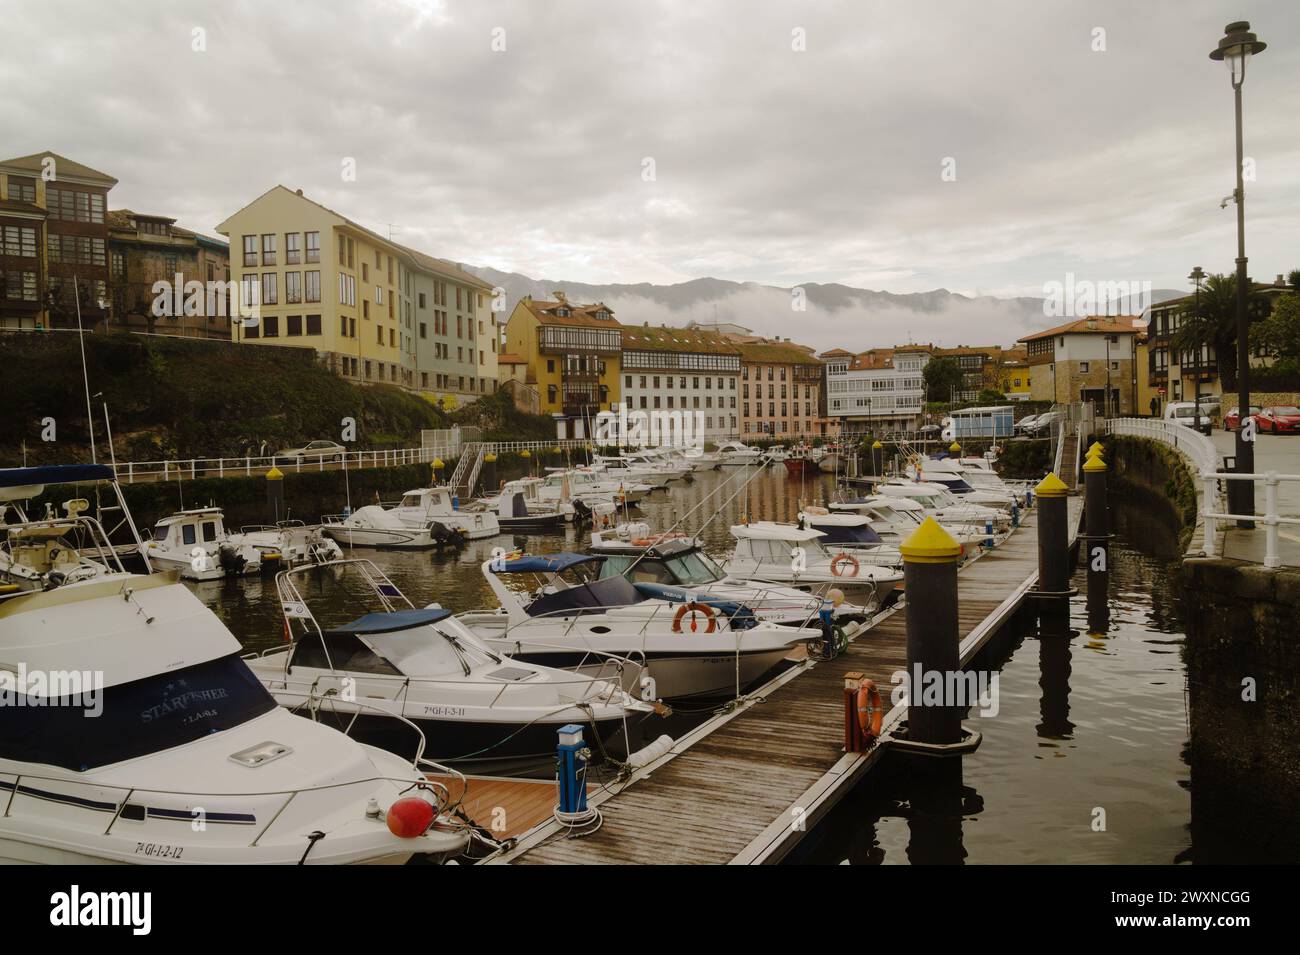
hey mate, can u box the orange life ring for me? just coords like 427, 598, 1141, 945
830, 553, 860, 578
856, 679, 883, 740
672, 602, 717, 634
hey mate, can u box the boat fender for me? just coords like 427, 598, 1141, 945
830, 553, 860, 578
672, 601, 717, 634
627, 734, 675, 769
856, 680, 883, 740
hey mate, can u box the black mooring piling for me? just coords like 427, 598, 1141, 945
901, 516, 965, 747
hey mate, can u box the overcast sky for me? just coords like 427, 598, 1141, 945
4, 0, 1297, 313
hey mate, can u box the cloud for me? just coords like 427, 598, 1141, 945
3, 0, 1296, 348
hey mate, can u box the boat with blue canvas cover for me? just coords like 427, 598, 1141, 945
456, 552, 818, 700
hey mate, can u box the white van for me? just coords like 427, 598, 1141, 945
1165, 402, 1211, 430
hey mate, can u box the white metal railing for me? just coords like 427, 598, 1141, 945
109, 445, 454, 484
1107, 417, 1298, 568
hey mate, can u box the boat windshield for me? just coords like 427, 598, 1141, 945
664, 550, 725, 585
0, 653, 276, 771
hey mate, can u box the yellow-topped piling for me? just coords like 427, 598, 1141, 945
266, 465, 283, 480
900, 516, 964, 563
1082, 454, 1107, 472
1035, 472, 1069, 498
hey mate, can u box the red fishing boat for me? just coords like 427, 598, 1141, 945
782, 445, 822, 476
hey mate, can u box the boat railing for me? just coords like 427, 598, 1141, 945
0, 514, 128, 583
1, 761, 465, 849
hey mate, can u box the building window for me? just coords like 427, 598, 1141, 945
262, 315, 279, 338
286, 315, 302, 336
304, 270, 320, 303
285, 232, 301, 265
1079, 361, 1090, 373
285, 271, 302, 304
6, 176, 35, 202
242, 235, 257, 267
261, 273, 277, 305
305, 231, 319, 263
261, 234, 276, 265
304, 314, 321, 335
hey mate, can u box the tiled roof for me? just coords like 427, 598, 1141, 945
621, 324, 740, 354
522, 294, 622, 328
1019, 316, 1142, 342
0, 151, 117, 185
498, 352, 526, 364
736, 340, 823, 365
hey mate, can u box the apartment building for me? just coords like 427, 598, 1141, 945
503, 292, 622, 438
107, 210, 230, 339
216, 186, 494, 398
822, 344, 930, 432
404, 247, 498, 406
0, 151, 115, 331
933, 345, 1003, 401
738, 340, 827, 439
1144, 277, 1290, 413
1019, 316, 1141, 415
619, 324, 741, 442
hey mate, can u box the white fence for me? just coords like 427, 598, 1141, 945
1107, 417, 1299, 568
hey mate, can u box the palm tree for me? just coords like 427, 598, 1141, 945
1172, 272, 1270, 391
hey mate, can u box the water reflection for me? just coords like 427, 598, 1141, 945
797, 495, 1200, 864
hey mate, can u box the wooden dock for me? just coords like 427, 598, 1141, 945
487, 498, 1083, 865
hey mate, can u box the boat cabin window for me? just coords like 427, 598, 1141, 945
400, 493, 423, 508
202, 521, 218, 542
598, 554, 673, 585
152, 524, 169, 542
664, 550, 724, 585
0, 653, 276, 771
290, 630, 402, 674
181, 524, 196, 546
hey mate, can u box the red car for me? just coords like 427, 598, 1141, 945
1223, 405, 1261, 431
1256, 406, 1300, 434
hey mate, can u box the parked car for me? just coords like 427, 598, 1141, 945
1223, 405, 1262, 432
275, 439, 347, 464
1164, 402, 1211, 430
1256, 406, 1300, 434
1014, 414, 1040, 436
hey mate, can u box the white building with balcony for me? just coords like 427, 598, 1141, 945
620, 324, 741, 443
822, 346, 931, 433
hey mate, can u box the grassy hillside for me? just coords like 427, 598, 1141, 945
1, 332, 450, 465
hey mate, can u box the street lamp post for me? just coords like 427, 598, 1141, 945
1189, 266, 1206, 434
1210, 20, 1266, 524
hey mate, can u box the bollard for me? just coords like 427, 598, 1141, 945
1026, 487, 1034, 508
871, 440, 884, 478
1034, 472, 1070, 597
556, 724, 589, 816
843, 671, 866, 753
265, 465, 284, 524
483, 452, 498, 495
949, 441, 961, 458
1083, 448, 1110, 636
1011, 501, 1020, 527
901, 517, 964, 746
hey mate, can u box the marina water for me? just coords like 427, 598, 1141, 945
182, 467, 1256, 862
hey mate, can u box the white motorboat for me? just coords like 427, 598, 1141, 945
322, 504, 460, 549
794, 507, 904, 567
0, 464, 469, 865
875, 480, 1011, 531
538, 468, 651, 506
713, 440, 765, 466
905, 457, 1019, 508
828, 496, 988, 558
618, 449, 691, 481
229, 520, 343, 569
388, 486, 500, 540
246, 559, 653, 774
724, 522, 904, 606
586, 526, 875, 626
477, 477, 574, 528
457, 552, 819, 700
589, 456, 669, 489
764, 445, 790, 462
144, 507, 264, 581
1, 485, 118, 593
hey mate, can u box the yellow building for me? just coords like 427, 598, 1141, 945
216, 185, 494, 398
503, 293, 622, 438
998, 347, 1032, 399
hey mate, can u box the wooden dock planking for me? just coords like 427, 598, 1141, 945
497, 498, 1082, 865
427, 774, 578, 840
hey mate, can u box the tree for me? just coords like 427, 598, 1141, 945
1172, 272, 1270, 391
977, 388, 1007, 404
923, 356, 964, 403
1251, 292, 1300, 363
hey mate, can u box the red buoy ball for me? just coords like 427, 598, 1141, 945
386, 796, 435, 838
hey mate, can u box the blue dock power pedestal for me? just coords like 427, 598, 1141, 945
556, 723, 589, 816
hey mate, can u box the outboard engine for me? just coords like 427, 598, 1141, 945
428, 521, 465, 548
218, 544, 247, 576
571, 499, 592, 524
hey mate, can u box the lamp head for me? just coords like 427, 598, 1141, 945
1209, 21, 1266, 87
